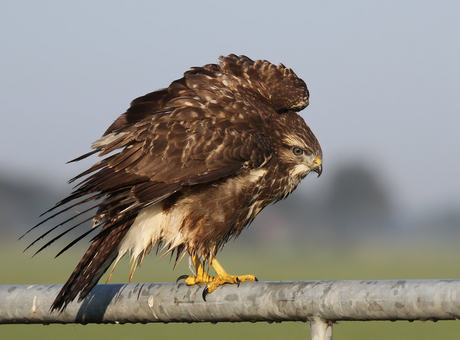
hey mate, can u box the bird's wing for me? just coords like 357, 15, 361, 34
24, 87, 274, 254
90, 112, 274, 203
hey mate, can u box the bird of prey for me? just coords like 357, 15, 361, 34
23, 54, 322, 312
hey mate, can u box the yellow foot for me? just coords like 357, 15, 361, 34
177, 256, 258, 300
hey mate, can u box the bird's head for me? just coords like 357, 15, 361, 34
275, 112, 323, 182
281, 144, 322, 180
274, 137, 322, 200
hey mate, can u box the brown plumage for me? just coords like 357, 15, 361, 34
23, 54, 322, 311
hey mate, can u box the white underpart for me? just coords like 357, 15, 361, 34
234, 168, 268, 221
245, 167, 267, 181
229, 168, 268, 193
114, 202, 188, 270
289, 163, 310, 178
111, 167, 269, 277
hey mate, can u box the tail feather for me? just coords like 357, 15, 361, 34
50, 224, 129, 312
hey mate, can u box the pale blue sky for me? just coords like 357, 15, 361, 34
1, 1, 459, 215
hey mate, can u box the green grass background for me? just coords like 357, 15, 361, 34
2, 241, 460, 339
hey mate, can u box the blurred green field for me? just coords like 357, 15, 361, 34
2, 240, 460, 339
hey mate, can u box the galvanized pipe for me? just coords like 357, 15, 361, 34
1, 280, 460, 328
310, 318, 333, 340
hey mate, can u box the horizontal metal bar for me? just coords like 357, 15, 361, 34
1, 280, 460, 324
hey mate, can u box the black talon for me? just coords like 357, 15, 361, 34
202, 286, 209, 301
176, 275, 189, 283
236, 277, 241, 287
255, 277, 259, 282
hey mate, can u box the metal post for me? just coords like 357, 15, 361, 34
310, 318, 333, 340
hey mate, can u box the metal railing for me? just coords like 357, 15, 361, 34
1, 280, 460, 339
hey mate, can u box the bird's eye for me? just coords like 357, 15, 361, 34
292, 147, 303, 156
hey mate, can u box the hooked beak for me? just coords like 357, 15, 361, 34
312, 156, 322, 178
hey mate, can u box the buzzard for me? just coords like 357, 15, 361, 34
23, 54, 323, 312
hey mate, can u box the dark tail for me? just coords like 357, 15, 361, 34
51, 226, 128, 312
